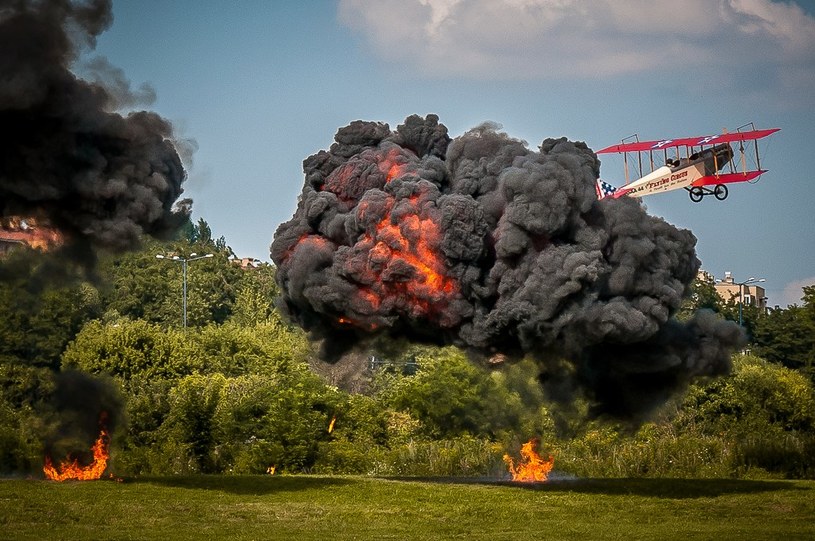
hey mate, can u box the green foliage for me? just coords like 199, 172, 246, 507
0, 364, 57, 473
212, 370, 342, 474
63, 318, 327, 475
313, 394, 395, 474
680, 355, 815, 433
3, 218, 815, 481
61, 319, 203, 383
677, 274, 722, 320
98, 221, 244, 328
378, 437, 506, 477
550, 355, 815, 479
0, 249, 101, 370
229, 264, 280, 326
752, 287, 815, 380
161, 374, 228, 473
0, 400, 45, 474
376, 346, 539, 440
557, 423, 733, 478
98, 237, 180, 325
114, 378, 174, 475
673, 355, 814, 477
194, 321, 309, 376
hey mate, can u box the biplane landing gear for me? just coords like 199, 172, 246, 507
686, 184, 728, 202
689, 187, 704, 203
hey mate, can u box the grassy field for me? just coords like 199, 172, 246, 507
1, 475, 813, 540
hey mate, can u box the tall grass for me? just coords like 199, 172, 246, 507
314, 437, 505, 477
554, 423, 815, 479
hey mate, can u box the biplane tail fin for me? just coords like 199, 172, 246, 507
596, 179, 619, 200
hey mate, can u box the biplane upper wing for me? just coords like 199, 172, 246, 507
596, 128, 780, 154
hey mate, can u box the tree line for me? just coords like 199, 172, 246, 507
1, 219, 813, 478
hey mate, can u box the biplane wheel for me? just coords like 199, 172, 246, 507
689, 187, 704, 203
714, 184, 728, 200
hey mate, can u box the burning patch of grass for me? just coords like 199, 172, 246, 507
1, 476, 813, 540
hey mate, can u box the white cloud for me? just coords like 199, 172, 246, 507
778, 276, 815, 307
338, 0, 815, 101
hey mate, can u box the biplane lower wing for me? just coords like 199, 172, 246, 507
691, 170, 766, 187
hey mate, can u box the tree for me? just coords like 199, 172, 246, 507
378, 346, 528, 439
161, 373, 227, 473
752, 286, 815, 380
211, 370, 342, 473
677, 274, 722, 321
229, 264, 280, 327
61, 319, 203, 383
0, 249, 101, 370
679, 354, 815, 434
98, 229, 244, 328
194, 321, 309, 376
720, 295, 762, 339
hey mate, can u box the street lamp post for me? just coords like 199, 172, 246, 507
156, 252, 214, 328
735, 276, 766, 327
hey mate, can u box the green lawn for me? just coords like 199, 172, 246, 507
1, 475, 813, 540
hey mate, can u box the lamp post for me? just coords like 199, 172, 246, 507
156, 252, 214, 328
735, 276, 766, 327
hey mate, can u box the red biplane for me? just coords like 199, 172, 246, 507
595, 123, 779, 202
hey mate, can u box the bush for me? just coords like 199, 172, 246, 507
61, 319, 202, 383
313, 439, 383, 474
0, 401, 44, 474
680, 354, 815, 433
553, 355, 815, 480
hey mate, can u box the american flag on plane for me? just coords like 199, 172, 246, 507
595, 179, 618, 199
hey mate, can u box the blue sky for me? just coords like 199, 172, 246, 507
88, 0, 814, 307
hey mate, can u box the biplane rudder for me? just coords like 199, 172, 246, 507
596, 178, 619, 200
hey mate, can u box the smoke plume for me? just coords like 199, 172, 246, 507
272, 114, 744, 420
44, 370, 122, 463
0, 0, 190, 259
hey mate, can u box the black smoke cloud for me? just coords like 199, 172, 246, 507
0, 0, 190, 259
272, 114, 744, 420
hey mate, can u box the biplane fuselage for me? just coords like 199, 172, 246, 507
621, 144, 733, 198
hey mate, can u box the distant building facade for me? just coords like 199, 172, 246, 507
708, 270, 768, 310
230, 256, 264, 270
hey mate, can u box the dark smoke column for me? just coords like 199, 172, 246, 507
0, 0, 190, 256
272, 115, 743, 420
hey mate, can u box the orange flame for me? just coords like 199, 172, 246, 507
43, 429, 110, 481
503, 438, 554, 482
356, 196, 458, 322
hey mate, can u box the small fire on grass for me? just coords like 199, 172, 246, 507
503, 438, 554, 482
43, 428, 110, 481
